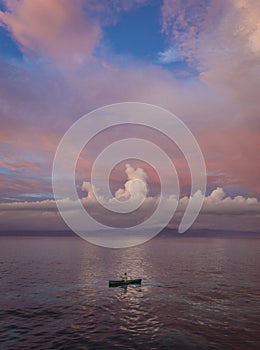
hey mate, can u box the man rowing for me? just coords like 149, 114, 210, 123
121, 272, 128, 282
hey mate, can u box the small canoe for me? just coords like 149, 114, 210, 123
109, 278, 142, 287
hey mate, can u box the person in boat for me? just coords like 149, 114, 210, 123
121, 272, 128, 282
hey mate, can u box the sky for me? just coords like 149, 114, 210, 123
0, 0, 259, 233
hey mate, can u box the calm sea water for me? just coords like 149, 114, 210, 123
0, 235, 259, 350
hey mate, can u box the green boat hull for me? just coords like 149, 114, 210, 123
109, 279, 142, 287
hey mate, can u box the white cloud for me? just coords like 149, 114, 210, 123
114, 164, 148, 200
157, 47, 180, 64
82, 181, 95, 200
0, 165, 259, 232
202, 187, 259, 214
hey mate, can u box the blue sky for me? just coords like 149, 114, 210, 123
0, 0, 196, 77
104, 2, 164, 60
0, 26, 23, 59
102, 1, 197, 76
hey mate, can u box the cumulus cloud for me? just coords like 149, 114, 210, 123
82, 181, 95, 200
187, 187, 259, 215
0, 162, 259, 232
2, 186, 256, 217
114, 164, 148, 201
81, 165, 150, 217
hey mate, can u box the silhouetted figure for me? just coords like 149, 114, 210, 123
121, 272, 128, 282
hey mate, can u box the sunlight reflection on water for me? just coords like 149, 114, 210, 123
0, 235, 259, 349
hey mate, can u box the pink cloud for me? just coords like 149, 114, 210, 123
0, 115, 60, 155
0, 0, 102, 64
0, 158, 40, 172
159, 0, 260, 197
161, 0, 260, 120
0, 0, 259, 203
1, 56, 259, 199
161, 0, 210, 61
0, 173, 52, 196
198, 123, 260, 195
0, 0, 151, 65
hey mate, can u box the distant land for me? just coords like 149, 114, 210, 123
0, 228, 259, 238
158, 228, 260, 238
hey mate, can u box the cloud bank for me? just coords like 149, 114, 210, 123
0, 165, 259, 232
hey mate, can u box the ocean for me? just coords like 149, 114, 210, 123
0, 234, 259, 349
